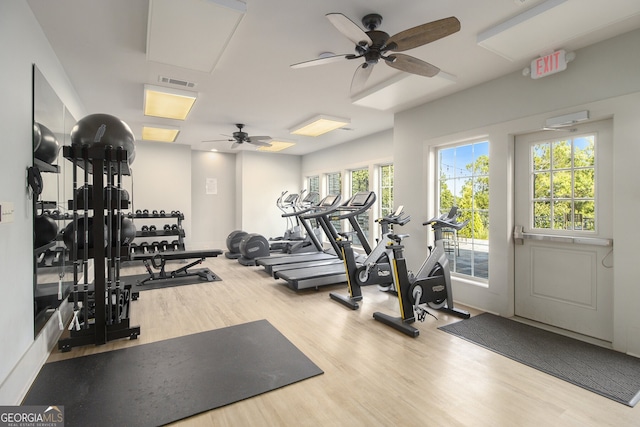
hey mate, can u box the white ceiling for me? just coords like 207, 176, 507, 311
26, 0, 640, 155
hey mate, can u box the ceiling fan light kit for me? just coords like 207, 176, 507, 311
291, 12, 461, 94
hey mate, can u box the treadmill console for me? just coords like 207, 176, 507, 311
321, 194, 339, 206
349, 191, 374, 206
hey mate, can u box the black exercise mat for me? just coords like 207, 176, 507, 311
439, 313, 640, 407
23, 320, 323, 426
123, 268, 221, 291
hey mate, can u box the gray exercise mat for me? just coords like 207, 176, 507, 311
439, 313, 640, 407
23, 320, 324, 426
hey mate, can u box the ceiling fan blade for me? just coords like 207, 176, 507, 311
201, 138, 232, 143
386, 53, 440, 77
231, 142, 241, 149
291, 54, 352, 68
249, 140, 272, 147
386, 17, 460, 52
326, 13, 372, 47
247, 136, 271, 142
350, 63, 374, 94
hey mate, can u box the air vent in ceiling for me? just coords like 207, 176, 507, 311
158, 76, 197, 88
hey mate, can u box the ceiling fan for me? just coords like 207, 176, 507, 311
291, 13, 460, 94
202, 123, 272, 149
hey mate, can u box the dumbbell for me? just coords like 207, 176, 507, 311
143, 209, 149, 216
163, 224, 171, 232
160, 240, 169, 251
141, 225, 149, 235
171, 224, 179, 231
152, 209, 159, 217
129, 243, 138, 255
151, 242, 160, 253
160, 210, 166, 217
171, 240, 180, 251
149, 225, 157, 233
139, 242, 150, 254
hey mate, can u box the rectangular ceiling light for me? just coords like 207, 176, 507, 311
257, 141, 296, 152
142, 125, 180, 142
477, 0, 640, 61
144, 84, 197, 120
146, 0, 246, 72
290, 115, 350, 137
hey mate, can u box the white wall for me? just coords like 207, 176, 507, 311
302, 129, 393, 180
0, 2, 85, 404
190, 151, 236, 249
393, 29, 640, 354
128, 141, 192, 247
236, 151, 302, 239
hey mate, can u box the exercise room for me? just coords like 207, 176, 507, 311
2, 1, 640, 425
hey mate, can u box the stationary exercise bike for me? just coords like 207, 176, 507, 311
373, 207, 471, 337
330, 205, 410, 309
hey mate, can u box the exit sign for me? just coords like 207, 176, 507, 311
531, 49, 568, 79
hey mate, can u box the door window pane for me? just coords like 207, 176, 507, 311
530, 134, 596, 232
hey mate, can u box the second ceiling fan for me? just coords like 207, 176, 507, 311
203, 123, 272, 149
291, 13, 460, 94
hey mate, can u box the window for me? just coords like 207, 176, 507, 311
438, 140, 489, 280
307, 175, 319, 195
326, 172, 342, 235
379, 164, 394, 218
350, 168, 369, 245
326, 172, 341, 196
531, 135, 595, 231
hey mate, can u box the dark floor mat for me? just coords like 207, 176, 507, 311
23, 320, 324, 426
439, 313, 640, 406
123, 268, 221, 291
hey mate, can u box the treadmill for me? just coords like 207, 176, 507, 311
275, 191, 377, 290
255, 194, 343, 276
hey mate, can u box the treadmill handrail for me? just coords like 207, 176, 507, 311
299, 194, 343, 220
334, 191, 377, 220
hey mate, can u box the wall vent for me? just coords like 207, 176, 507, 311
158, 76, 197, 88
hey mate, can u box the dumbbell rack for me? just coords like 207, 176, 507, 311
57, 144, 140, 351
130, 211, 185, 255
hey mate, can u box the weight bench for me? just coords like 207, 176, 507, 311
130, 249, 223, 286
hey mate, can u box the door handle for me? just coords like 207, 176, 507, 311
513, 225, 612, 247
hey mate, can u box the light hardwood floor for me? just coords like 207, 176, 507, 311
46, 256, 639, 426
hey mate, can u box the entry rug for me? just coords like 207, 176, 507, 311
23, 320, 324, 426
439, 313, 640, 407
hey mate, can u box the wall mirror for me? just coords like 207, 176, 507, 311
32, 65, 76, 336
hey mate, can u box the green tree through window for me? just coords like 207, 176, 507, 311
531, 135, 595, 231
380, 164, 394, 218
438, 141, 489, 280
351, 168, 369, 245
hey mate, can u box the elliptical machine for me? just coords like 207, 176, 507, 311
330, 205, 410, 309
373, 207, 471, 337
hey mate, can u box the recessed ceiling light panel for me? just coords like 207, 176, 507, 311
144, 84, 197, 120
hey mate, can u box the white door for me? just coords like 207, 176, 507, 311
514, 119, 614, 341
